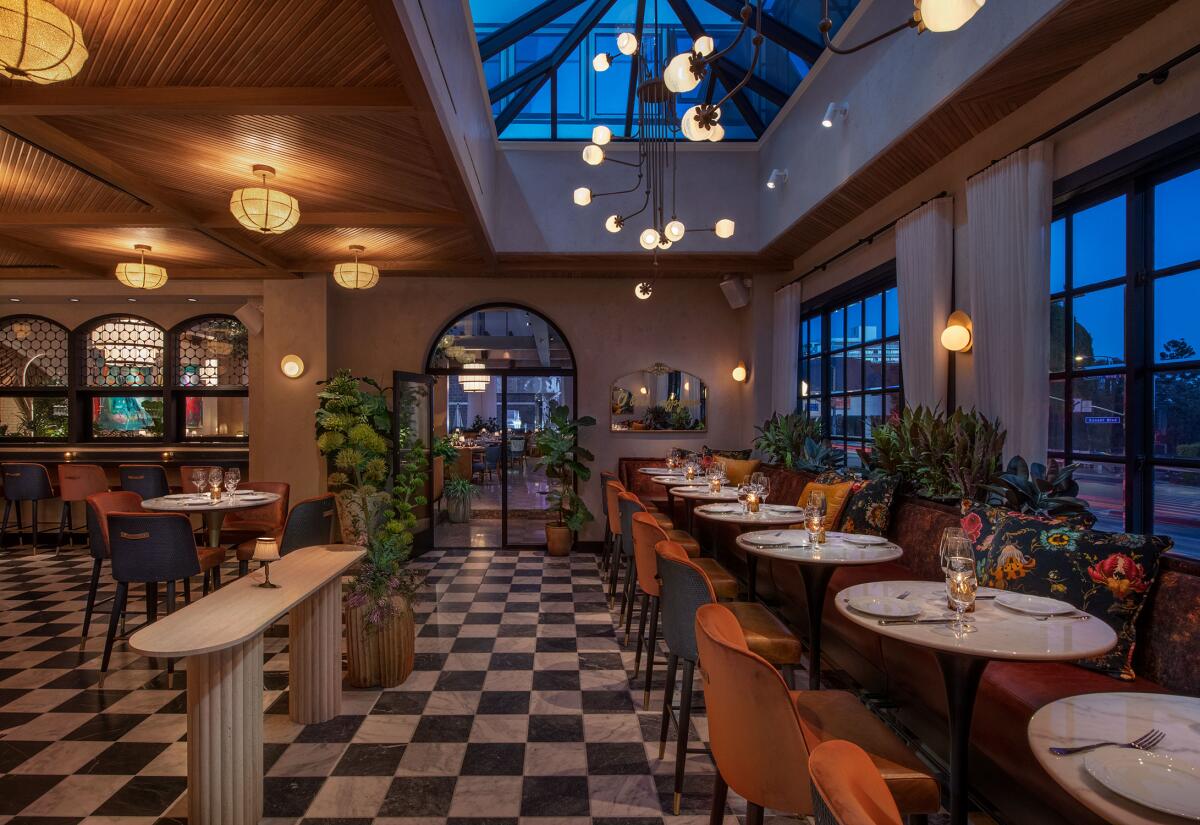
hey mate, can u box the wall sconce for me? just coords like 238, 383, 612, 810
280, 354, 305, 378
731, 360, 748, 382
940, 311, 973, 353
822, 102, 848, 128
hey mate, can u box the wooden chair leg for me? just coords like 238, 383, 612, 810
182, 577, 192, 604
30, 499, 40, 551
57, 501, 69, 553
238, 559, 249, 577
202, 570, 210, 596
15, 501, 24, 549
673, 659, 696, 815
211, 565, 221, 589
622, 570, 636, 643
164, 581, 176, 678
659, 653, 678, 760
81, 558, 102, 643
745, 802, 764, 825
644, 595, 660, 708
101, 582, 128, 675
633, 592, 649, 679
709, 771, 729, 825
1, 499, 9, 550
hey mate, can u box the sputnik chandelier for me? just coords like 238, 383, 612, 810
575, 0, 754, 253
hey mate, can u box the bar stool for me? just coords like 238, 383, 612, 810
57, 464, 109, 552
219, 481, 289, 546
2, 462, 55, 551
101, 512, 227, 675
694, 602, 939, 825
234, 492, 336, 576
655, 540, 806, 815
82, 491, 144, 644
810, 740, 905, 825
605, 481, 668, 607
119, 464, 169, 500
598, 470, 619, 574
617, 492, 690, 640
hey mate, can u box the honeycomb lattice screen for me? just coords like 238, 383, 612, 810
0, 317, 69, 387
83, 318, 164, 387
176, 317, 249, 388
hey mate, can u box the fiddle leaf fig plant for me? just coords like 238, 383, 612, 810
535, 402, 596, 533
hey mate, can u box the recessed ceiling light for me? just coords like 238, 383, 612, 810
187, 297, 198, 302
127, 297, 137, 303
69, 297, 80, 302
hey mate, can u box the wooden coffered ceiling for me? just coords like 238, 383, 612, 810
0, 0, 494, 281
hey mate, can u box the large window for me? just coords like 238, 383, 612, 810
0, 317, 69, 439
1051, 157, 1200, 555
798, 267, 902, 465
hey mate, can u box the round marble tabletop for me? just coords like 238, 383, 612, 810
835, 580, 1117, 661
736, 530, 903, 565
142, 492, 281, 513
650, 475, 707, 487
669, 485, 741, 501
637, 466, 684, 476
693, 502, 806, 527
1028, 693, 1200, 825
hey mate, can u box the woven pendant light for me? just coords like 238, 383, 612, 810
229, 164, 300, 234
0, 0, 88, 84
114, 244, 168, 290
332, 244, 380, 290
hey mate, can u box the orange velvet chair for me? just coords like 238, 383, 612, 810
809, 740, 905, 825
616, 491, 686, 635
56, 463, 108, 552
598, 470, 620, 574
218, 481, 290, 545
694, 602, 939, 825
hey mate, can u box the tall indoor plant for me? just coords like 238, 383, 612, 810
316, 370, 425, 687
534, 402, 595, 555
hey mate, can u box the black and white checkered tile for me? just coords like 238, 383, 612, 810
0, 545, 754, 824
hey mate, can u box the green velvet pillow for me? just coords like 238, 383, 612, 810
838, 476, 899, 537
963, 506, 1171, 680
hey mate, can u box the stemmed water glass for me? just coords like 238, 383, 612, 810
805, 490, 827, 544
190, 468, 206, 495
943, 535, 978, 636
223, 467, 241, 497
207, 467, 223, 500
736, 481, 751, 514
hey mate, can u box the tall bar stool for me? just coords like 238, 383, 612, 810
234, 492, 336, 576
57, 464, 109, 552
616, 492, 678, 635
119, 464, 169, 500
598, 470, 619, 574
82, 491, 142, 644
101, 512, 227, 676
655, 539, 806, 815
219, 481, 289, 546
604, 480, 628, 606
2, 462, 55, 551
694, 602, 939, 825
810, 740, 905, 825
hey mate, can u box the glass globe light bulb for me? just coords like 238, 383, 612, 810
714, 218, 735, 239
664, 52, 700, 94
639, 228, 660, 250
592, 52, 611, 72
582, 144, 604, 165
592, 124, 612, 146
707, 122, 725, 142
617, 32, 638, 55
573, 187, 592, 206
664, 219, 686, 242
940, 324, 972, 352
693, 35, 715, 56
680, 105, 711, 141
635, 281, 653, 300
605, 215, 623, 233
919, 0, 986, 32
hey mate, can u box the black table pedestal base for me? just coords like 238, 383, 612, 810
935, 651, 989, 825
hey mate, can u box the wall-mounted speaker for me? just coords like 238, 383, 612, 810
235, 301, 264, 335
720, 276, 751, 310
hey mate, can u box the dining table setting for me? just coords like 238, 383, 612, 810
141, 467, 280, 547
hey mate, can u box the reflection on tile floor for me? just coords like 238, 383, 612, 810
0, 545, 992, 824
435, 519, 549, 548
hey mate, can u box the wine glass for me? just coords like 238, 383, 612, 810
945, 541, 978, 637
223, 468, 240, 496
190, 469, 206, 495
736, 481, 751, 514
207, 467, 223, 499
806, 490, 827, 543
757, 475, 771, 505
939, 526, 969, 577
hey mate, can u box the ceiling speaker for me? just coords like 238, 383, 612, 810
234, 301, 264, 335
720, 276, 751, 310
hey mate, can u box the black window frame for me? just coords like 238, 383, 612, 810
0, 315, 71, 442
1051, 143, 1200, 551
796, 260, 903, 461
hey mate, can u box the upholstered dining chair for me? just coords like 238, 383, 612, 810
118, 464, 169, 500
694, 602, 939, 825
219, 481, 290, 546
234, 492, 336, 576
56, 464, 109, 552
2, 462, 55, 551
809, 740, 905, 825
615, 491, 679, 633
482, 443, 502, 480
81, 491, 141, 645
598, 470, 619, 575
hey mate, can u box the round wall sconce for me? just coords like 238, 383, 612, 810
731, 360, 748, 382
280, 354, 305, 378
940, 311, 974, 353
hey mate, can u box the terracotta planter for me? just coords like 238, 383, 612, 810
545, 524, 573, 556
345, 595, 415, 688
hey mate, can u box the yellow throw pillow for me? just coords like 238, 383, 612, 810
720, 458, 761, 485
798, 481, 854, 530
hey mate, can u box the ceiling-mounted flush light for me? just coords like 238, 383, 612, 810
332, 244, 379, 290
635, 282, 653, 300
592, 52, 612, 72
766, 169, 788, 190
714, 219, 735, 239
821, 102, 847, 127
229, 164, 300, 234
0, 0, 89, 84
940, 310, 974, 352
115, 244, 168, 290
617, 32, 638, 55
605, 215, 623, 234
582, 144, 604, 165
592, 125, 612, 146
573, 187, 592, 206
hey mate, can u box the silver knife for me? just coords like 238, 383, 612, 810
878, 617, 957, 625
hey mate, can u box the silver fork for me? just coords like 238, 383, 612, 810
1034, 613, 1091, 622
1049, 728, 1165, 756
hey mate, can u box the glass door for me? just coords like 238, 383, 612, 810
503, 375, 573, 547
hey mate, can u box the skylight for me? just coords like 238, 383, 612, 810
470, 0, 859, 141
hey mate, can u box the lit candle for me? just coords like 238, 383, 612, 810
746, 491, 760, 513
709, 476, 722, 493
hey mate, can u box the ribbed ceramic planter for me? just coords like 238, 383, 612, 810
345, 596, 415, 689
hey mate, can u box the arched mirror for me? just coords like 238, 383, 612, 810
610, 363, 707, 432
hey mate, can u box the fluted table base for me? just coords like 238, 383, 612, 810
186, 636, 264, 825
288, 579, 343, 724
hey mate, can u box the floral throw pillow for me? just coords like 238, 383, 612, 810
839, 476, 899, 536
961, 505, 1171, 680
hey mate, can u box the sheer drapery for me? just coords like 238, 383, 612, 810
966, 142, 1053, 463
772, 281, 802, 414
896, 197, 954, 409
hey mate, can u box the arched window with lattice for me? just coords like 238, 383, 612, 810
0, 316, 69, 439
77, 316, 165, 439
173, 315, 249, 440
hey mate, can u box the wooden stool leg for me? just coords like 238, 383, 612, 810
659, 653, 678, 759
633, 592, 649, 679
57, 502, 69, 553
644, 595, 660, 708
186, 636, 264, 825
709, 771, 729, 825
673, 659, 696, 815
288, 579, 342, 724
82, 559, 102, 643
15, 501, 24, 549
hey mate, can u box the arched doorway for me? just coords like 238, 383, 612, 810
425, 304, 577, 549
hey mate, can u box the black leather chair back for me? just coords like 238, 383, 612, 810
279, 494, 337, 555
107, 512, 200, 583
2, 463, 53, 501
119, 465, 169, 500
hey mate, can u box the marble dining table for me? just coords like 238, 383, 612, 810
141, 490, 281, 548
694, 503, 808, 598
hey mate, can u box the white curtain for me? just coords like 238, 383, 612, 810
896, 196, 954, 410
771, 281, 802, 414
966, 142, 1054, 463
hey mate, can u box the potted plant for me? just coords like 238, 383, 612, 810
444, 476, 475, 523
754, 412, 822, 469
315, 370, 424, 688
534, 402, 595, 555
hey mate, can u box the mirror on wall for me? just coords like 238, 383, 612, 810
610, 363, 707, 432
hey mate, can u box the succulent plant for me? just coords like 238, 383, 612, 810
793, 436, 847, 473
754, 413, 823, 469
982, 456, 1094, 521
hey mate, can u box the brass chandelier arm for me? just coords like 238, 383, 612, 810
818, 0, 918, 55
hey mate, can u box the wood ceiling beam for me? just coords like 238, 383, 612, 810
0, 116, 291, 277
0, 210, 466, 228
365, 0, 496, 265
0, 232, 107, 278
0, 87, 414, 116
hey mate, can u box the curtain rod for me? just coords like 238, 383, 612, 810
777, 41, 1200, 295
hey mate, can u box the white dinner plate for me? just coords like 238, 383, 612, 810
995, 592, 1076, 616
763, 504, 803, 513
744, 532, 791, 547
846, 596, 920, 619
163, 494, 195, 500
1084, 749, 1200, 820
842, 533, 889, 545
675, 486, 709, 493
702, 505, 741, 514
